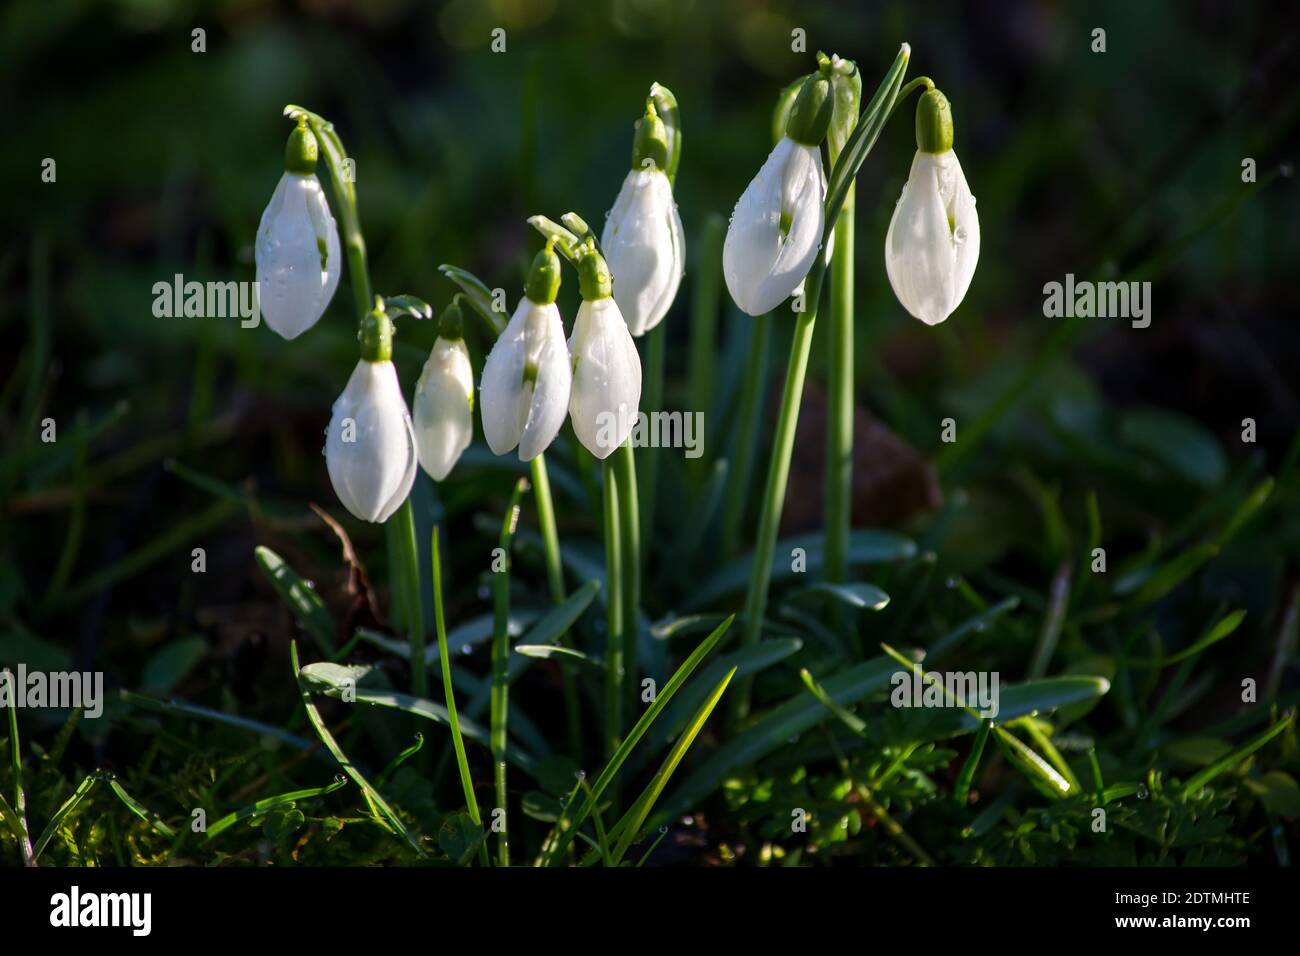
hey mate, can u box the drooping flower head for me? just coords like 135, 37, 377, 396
324, 301, 417, 523
413, 297, 474, 481
256, 115, 342, 339
568, 244, 642, 459
884, 88, 980, 325
723, 66, 833, 316
601, 96, 685, 337
479, 243, 572, 461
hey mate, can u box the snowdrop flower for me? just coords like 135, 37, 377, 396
412, 298, 474, 481
568, 246, 642, 459
256, 116, 342, 340
479, 243, 571, 461
884, 88, 980, 326
600, 101, 684, 337
724, 69, 832, 316
325, 302, 417, 523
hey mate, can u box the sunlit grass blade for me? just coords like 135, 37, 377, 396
377, 733, 425, 787
31, 772, 98, 861
1180, 712, 1295, 796
992, 727, 1072, 800
609, 667, 736, 865
954, 719, 993, 807
541, 614, 734, 865
205, 775, 347, 840
289, 641, 421, 853
106, 776, 177, 838
799, 667, 868, 735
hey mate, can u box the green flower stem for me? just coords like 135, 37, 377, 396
732, 46, 910, 724
639, 325, 664, 563
730, 307, 818, 725
393, 500, 425, 698
721, 313, 771, 560
432, 527, 489, 866
615, 441, 641, 718
529, 455, 582, 758
602, 459, 624, 775
491, 477, 529, 867
824, 191, 855, 600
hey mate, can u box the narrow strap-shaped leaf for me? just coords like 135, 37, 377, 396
290, 641, 421, 853
206, 776, 347, 840
609, 667, 736, 865
541, 615, 734, 865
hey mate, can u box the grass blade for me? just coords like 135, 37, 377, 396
609, 667, 736, 865
1181, 712, 1295, 796
289, 641, 421, 853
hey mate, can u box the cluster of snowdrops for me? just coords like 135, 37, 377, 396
252, 50, 978, 523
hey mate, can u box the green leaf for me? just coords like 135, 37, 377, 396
992, 727, 1072, 799
1125, 543, 1220, 607
1181, 713, 1295, 795
514, 644, 602, 668
262, 808, 306, 840
1164, 737, 1232, 766
206, 776, 347, 840
1246, 771, 1300, 818
655, 600, 1016, 822
1128, 608, 1246, 668
789, 581, 890, 612
106, 777, 177, 838
139, 637, 207, 695
541, 615, 735, 865
438, 811, 485, 864
255, 546, 334, 656
517, 579, 599, 647
1119, 407, 1227, 487
685, 530, 914, 610
382, 294, 433, 322
31, 773, 99, 861
610, 667, 736, 865
649, 638, 803, 749
905, 677, 1112, 741
289, 642, 421, 854
521, 790, 564, 823
438, 264, 505, 336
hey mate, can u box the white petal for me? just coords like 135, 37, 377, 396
413, 337, 474, 480
885, 150, 979, 326
568, 297, 642, 459
601, 169, 685, 336
255, 173, 341, 339
480, 299, 571, 460
723, 137, 826, 316
325, 360, 417, 523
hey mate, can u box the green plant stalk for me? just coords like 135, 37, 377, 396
720, 313, 771, 559
616, 441, 641, 719
824, 189, 855, 598
432, 527, 489, 866
954, 719, 993, 807
731, 45, 910, 723
529, 455, 581, 758
640, 325, 664, 563
4, 675, 33, 866
731, 306, 818, 725
394, 500, 425, 697
603, 459, 624, 769
491, 478, 529, 867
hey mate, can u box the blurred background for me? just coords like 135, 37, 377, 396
1, 0, 1298, 813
